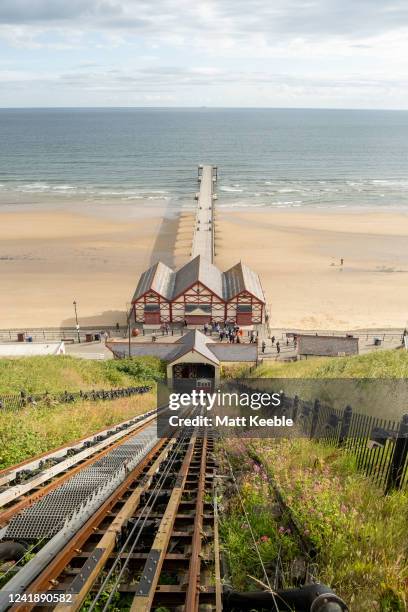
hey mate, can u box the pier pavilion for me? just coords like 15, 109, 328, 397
130, 165, 266, 329
130, 255, 265, 327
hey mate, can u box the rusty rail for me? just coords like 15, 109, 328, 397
8, 428, 220, 612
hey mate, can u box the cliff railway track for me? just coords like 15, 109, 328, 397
0, 408, 158, 530
0, 412, 348, 612
0, 420, 221, 612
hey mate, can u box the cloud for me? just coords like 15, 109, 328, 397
1, 1, 408, 107
0, 0, 120, 23
1, 64, 406, 93
1, 0, 408, 39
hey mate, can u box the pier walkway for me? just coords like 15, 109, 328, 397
191, 164, 217, 262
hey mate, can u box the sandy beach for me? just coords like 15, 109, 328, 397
216, 208, 408, 330
0, 198, 407, 330
0, 200, 194, 328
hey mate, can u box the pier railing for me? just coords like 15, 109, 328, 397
191, 164, 217, 262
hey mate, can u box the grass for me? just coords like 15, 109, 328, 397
0, 355, 165, 394
0, 354, 165, 468
220, 438, 408, 612
0, 392, 156, 469
224, 349, 408, 420
255, 348, 408, 379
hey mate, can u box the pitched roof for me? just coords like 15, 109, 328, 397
106, 330, 220, 365
132, 257, 265, 304
106, 330, 258, 364
132, 261, 175, 302
223, 261, 265, 302
106, 342, 182, 361
172, 255, 223, 299
174, 329, 219, 364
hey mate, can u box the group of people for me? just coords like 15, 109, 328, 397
202, 322, 244, 343
218, 325, 243, 343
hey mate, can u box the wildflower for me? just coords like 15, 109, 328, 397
260, 535, 269, 542
278, 526, 286, 534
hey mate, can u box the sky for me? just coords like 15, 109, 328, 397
1, 0, 408, 108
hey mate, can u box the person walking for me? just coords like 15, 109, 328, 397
271, 335, 275, 345
261, 340, 266, 354
276, 341, 280, 355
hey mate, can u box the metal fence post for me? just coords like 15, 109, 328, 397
310, 399, 320, 439
292, 395, 299, 422
338, 405, 353, 447
386, 414, 408, 493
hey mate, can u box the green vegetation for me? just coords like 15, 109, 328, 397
223, 349, 408, 419
0, 393, 156, 469
255, 348, 408, 378
220, 439, 408, 612
223, 348, 408, 380
0, 355, 165, 468
0, 355, 165, 394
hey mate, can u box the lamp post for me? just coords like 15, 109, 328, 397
73, 300, 81, 343
126, 303, 132, 358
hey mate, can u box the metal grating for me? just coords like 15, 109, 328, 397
5, 425, 158, 540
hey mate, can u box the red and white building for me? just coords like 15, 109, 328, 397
130, 254, 266, 327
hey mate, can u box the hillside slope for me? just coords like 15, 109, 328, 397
256, 348, 408, 378
0, 355, 164, 394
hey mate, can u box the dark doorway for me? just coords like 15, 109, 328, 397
172, 362, 215, 391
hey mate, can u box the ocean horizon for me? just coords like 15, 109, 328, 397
1, 107, 408, 211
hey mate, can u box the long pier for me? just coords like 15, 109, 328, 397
191, 164, 217, 262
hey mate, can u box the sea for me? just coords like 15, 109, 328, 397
1, 107, 408, 211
